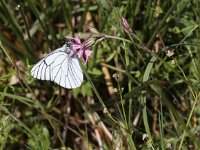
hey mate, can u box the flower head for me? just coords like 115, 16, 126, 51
112, 73, 119, 79
65, 35, 92, 64
65, 28, 106, 63
166, 49, 174, 58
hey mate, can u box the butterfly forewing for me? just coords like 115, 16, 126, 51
30, 44, 83, 89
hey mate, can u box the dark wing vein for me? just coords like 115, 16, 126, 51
68, 61, 78, 87
70, 59, 82, 82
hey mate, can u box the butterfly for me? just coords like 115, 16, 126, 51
30, 42, 83, 89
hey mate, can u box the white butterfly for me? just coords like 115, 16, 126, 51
30, 42, 83, 89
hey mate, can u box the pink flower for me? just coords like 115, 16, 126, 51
65, 35, 92, 64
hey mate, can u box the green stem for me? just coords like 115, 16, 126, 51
104, 34, 132, 43
176, 60, 199, 149
0, 41, 14, 65
118, 81, 127, 125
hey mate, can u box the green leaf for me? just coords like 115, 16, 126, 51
88, 68, 102, 76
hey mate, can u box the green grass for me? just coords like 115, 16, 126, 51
1, 0, 200, 149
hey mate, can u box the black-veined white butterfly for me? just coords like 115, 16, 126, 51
30, 42, 83, 89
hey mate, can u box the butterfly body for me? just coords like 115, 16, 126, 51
30, 42, 83, 89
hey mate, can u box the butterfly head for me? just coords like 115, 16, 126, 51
63, 42, 76, 57
65, 42, 71, 47
63, 42, 71, 52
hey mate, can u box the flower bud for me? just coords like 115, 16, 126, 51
113, 88, 118, 93
84, 36, 96, 48
88, 26, 100, 35
112, 73, 119, 78
121, 17, 132, 34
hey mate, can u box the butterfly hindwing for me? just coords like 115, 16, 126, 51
30, 45, 83, 89
66, 58, 83, 88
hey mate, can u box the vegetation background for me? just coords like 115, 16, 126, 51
0, 0, 200, 149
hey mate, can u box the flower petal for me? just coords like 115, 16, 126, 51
85, 50, 92, 57
65, 36, 75, 40
77, 50, 84, 58
72, 44, 81, 51
75, 37, 81, 44
84, 50, 92, 63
